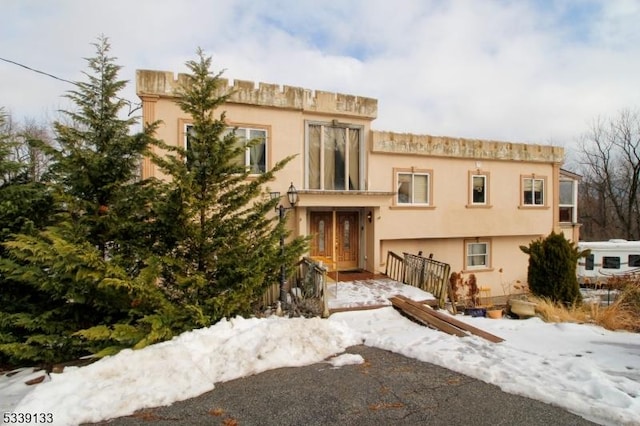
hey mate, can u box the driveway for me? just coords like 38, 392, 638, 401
92, 345, 597, 425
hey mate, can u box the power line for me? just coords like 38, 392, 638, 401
0, 56, 76, 86
0, 56, 142, 116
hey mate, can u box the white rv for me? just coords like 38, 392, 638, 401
577, 239, 640, 286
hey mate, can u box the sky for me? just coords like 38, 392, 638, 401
1, 0, 640, 166
1, 279, 639, 426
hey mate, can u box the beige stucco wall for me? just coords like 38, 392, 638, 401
137, 69, 576, 299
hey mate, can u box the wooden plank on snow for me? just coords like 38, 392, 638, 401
394, 295, 504, 343
389, 297, 468, 338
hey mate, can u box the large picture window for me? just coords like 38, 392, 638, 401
306, 122, 362, 190
397, 171, 430, 205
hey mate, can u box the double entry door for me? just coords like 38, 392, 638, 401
310, 211, 359, 271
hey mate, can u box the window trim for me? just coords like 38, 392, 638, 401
467, 170, 491, 208
181, 120, 271, 175
463, 239, 492, 271
393, 167, 433, 207
520, 175, 548, 208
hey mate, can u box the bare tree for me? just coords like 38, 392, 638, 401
578, 109, 640, 240
0, 109, 54, 184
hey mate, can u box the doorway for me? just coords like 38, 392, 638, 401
310, 210, 360, 271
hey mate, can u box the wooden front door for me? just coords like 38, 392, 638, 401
310, 211, 359, 271
336, 211, 359, 270
310, 212, 333, 265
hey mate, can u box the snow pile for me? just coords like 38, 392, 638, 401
9, 316, 361, 425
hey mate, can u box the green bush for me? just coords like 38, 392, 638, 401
520, 231, 585, 306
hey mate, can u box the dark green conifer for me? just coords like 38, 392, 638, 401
151, 50, 306, 325
0, 37, 158, 364
520, 231, 585, 305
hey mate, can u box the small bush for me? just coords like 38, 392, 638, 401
520, 231, 585, 306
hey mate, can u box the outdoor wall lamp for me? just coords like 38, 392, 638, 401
270, 183, 299, 304
367, 211, 372, 223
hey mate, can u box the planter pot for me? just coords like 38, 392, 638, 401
464, 307, 486, 317
509, 299, 537, 319
486, 308, 503, 319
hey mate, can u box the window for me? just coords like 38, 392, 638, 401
466, 241, 489, 269
559, 180, 576, 223
472, 175, 487, 204
232, 128, 267, 174
629, 254, 640, 267
467, 171, 491, 206
522, 176, 545, 206
306, 122, 362, 190
397, 172, 430, 205
585, 254, 594, 270
185, 124, 267, 174
602, 256, 620, 269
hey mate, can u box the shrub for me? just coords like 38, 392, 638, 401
520, 231, 585, 306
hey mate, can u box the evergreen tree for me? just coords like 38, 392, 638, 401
520, 231, 584, 305
150, 50, 306, 329
0, 38, 159, 365
0, 109, 55, 366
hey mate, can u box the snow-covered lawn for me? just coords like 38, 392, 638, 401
1, 281, 639, 426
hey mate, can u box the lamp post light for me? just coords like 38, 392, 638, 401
270, 182, 298, 304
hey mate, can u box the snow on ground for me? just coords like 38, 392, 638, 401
1, 280, 639, 426
326, 278, 435, 310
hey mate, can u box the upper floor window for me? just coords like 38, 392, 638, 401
522, 176, 545, 206
231, 127, 267, 174
185, 124, 267, 174
559, 179, 576, 223
396, 171, 430, 205
468, 171, 490, 206
306, 121, 362, 190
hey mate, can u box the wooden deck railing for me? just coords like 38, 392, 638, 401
385, 251, 452, 309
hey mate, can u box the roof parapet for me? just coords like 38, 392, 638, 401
372, 130, 564, 163
136, 70, 377, 119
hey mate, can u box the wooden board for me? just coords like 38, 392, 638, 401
391, 295, 504, 343
389, 297, 468, 338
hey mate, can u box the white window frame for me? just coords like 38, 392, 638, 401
559, 179, 577, 223
465, 240, 490, 270
469, 171, 491, 206
522, 176, 545, 206
396, 171, 431, 205
184, 123, 268, 174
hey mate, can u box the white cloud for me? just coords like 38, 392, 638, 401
1, 0, 639, 156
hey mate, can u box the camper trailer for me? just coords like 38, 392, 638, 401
577, 239, 640, 286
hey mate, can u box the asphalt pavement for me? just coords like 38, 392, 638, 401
91, 345, 597, 426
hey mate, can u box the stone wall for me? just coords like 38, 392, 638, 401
371, 130, 564, 163
136, 70, 377, 119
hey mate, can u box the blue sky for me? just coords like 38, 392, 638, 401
1, 0, 639, 164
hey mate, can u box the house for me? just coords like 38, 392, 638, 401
136, 70, 580, 298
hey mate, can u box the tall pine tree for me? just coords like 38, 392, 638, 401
150, 50, 306, 326
0, 38, 159, 364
